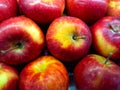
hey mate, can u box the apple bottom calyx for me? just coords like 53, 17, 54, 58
0, 41, 24, 54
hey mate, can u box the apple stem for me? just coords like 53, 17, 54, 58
104, 52, 113, 64
73, 35, 86, 40
0, 42, 23, 54
1, 47, 17, 54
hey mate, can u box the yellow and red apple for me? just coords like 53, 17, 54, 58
74, 54, 120, 90
0, 16, 45, 65
107, 0, 120, 17
91, 16, 120, 60
46, 16, 92, 62
19, 55, 69, 90
0, 62, 19, 90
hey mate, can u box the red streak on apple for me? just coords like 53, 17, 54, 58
19, 56, 69, 90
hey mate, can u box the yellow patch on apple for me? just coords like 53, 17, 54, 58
53, 22, 84, 48
29, 0, 54, 6
0, 70, 17, 89
109, 1, 116, 8
25, 25, 44, 44
32, 56, 61, 73
14, 17, 44, 45
96, 30, 117, 56
41, 0, 54, 4
109, 1, 120, 10
0, 72, 8, 89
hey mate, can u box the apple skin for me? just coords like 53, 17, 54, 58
65, 0, 108, 25
0, 16, 45, 65
18, 0, 65, 24
0, 62, 19, 90
91, 16, 120, 60
19, 55, 69, 90
74, 54, 120, 90
0, 0, 18, 22
107, 0, 120, 17
46, 16, 92, 62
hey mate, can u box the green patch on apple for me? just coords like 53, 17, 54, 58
33, 61, 48, 72
0, 72, 8, 88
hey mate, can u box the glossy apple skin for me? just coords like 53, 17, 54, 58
91, 16, 120, 60
0, 62, 19, 90
66, 0, 108, 25
0, 16, 45, 65
0, 0, 18, 22
74, 54, 120, 90
19, 55, 69, 90
46, 16, 92, 62
107, 0, 120, 17
18, 0, 65, 24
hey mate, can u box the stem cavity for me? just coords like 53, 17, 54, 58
109, 24, 120, 33
73, 35, 86, 40
0, 42, 24, 54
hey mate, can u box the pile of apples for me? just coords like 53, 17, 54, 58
1, 0, 120, 90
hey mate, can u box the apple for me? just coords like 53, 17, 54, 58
91, 16, 120, 60
46, 16, 92, 62
74, 54, 120, 90
19, 55, 69, 90
18, 0, 65, 24
107, 0, 120, 17
0, 0, 18, 22
0, 16, 45, 65
65, 0, 108, 25
0, 62, 19, 90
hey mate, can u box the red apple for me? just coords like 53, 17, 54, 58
0, 16, 45, 65
65, 0, 108, 25
18, 0, 65, 24
0, 0, 18, 22
46, 16, 92, 62
91, 16, 120, 60
19, 55, 69, 90
0, 62, 19, 90
107, 0, 120, 17
74, 54, 120, 90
